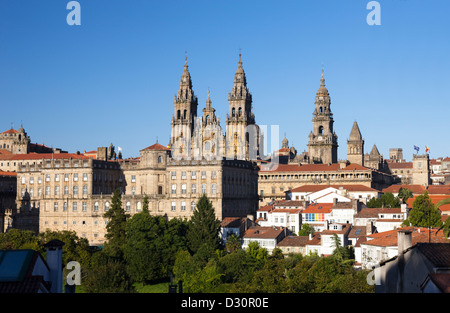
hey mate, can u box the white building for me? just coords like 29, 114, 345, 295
242, 226, 288, 254
256, 200, 303, 234
287, 184, 379, 204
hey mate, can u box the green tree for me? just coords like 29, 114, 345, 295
83, 256, 135, 293
367, 192, 400, 208
0, 229, 40, 251
39, 230, 92, 268
436, 198, 450, 237
331, 234, 354, 263
225, 234, 241, 253
404, 192, 443, 228
298, 223, 315, 236
142, 195, 149, 213
124, 212, 164, 283
103, 189, 129, 259
186, 194, 221, 256
398, 188, 413, 204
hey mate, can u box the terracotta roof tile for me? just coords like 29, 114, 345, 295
382, 184, 427, 194
141, 143, 170, 151
243, 226, 286, 239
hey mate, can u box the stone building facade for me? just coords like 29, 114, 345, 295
4, 54, 260, 246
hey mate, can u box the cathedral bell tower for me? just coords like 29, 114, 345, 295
225, 53, 260, 160
347, 121, 364, 166
171, 55, 198, 159
307, 70, 338, 164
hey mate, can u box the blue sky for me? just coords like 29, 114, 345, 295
0, 0, 449, 160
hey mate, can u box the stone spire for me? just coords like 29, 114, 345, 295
171, 53, 198, 159
226, 52, 259, 160
349, 121, 362, 141
308, 69, 338, 164
347, 121, 364, 166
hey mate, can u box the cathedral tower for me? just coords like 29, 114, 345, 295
347, 121, 364, 166
307, 70, 338, 164
171, 55, 198, 159
225, 53, 260, 160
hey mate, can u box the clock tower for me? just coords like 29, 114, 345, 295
307, 70, 338, 164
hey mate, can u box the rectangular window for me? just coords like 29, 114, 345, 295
73, 202, 77, 212
131, 175, 136, 182
191, 183, 196, 194
201, 184, 207, 194
201, 171, 206, 179
181, 171, 186, 179
171, 171, 176, 179
211, 171, 217, 179
64, 174, 69, 182
83, 185, 88, 195
171, 202, 176, 211
191, 171, 197, 179
172, 184, 177, 194
55, 174, 60, 182
82, 202, 87, 212
182, 184, 186, 194
211, 183, 216, 194
74, 173, 78, 181
181, 201, 186, 211
83, 173, 88, 181
54, 202, 58, 212
54, 186, 60, 196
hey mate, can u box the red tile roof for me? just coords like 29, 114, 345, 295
407, 194, 450, 212
277, 236, 309, 247
0, 170, 17, 177
243, 226, 286, 239
1, 128, 18, 134
364, 227, 449, 247
141, 143, 170, 151
8, 153, 91, 161
387, 162, 413, 169
382, 184, 427, 195
302, 203, 333, 214
428, 185, 450, 195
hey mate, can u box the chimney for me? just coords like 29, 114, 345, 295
352, 199, 360, 214
44, 239, 65, 293
397, 230, 412, 255
366, 221, 373, 235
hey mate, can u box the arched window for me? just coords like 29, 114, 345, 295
126, 202, 131, 212
177, 110, 181, 119
183, 110, 187, 119
319, 126, 324, 135
319, 107, 323, 113
232, 108, 236, 117
238, 107, 242, 116
158, 156, 162, 163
